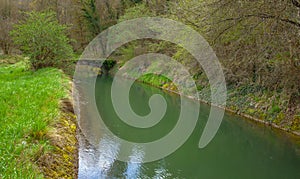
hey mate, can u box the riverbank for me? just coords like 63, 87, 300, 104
0, 57, 78, 178
161, 79, 300, 137
108, 62, 300, 137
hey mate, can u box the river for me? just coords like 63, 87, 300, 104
77, 75, 300, 179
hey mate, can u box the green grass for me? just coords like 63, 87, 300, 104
138, 73, 171, 87
0, 61, 68, 178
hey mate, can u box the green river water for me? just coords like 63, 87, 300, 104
78, 75, 300, 179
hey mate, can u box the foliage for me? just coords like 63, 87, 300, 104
82, 0, 102, 37
138, 73, 171, 87
103, 59, 117, 71
10, 11, 73, 70
170, 0, 300, 93
118, 3, 155, 22
112, 0, 300, 131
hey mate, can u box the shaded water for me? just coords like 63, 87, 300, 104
78, 76, 300, 179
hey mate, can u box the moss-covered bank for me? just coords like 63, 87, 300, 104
38, 92, 78, 178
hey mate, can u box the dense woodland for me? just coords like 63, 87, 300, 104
1, 0, 300, 129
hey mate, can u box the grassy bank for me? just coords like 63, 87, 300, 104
0, 59, 77, 178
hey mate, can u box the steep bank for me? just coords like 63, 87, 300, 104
140, 74, 300, 136
38, 86, 78, 178
105, 0, 300, 137
107, 61, 300, 137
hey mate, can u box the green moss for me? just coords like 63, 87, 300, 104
269, 105, 281, 115
247, 108, 256, 114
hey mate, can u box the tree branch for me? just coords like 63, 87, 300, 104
220, 13, 300, 28
291, 0, 300, 8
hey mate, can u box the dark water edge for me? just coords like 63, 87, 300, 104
78, 76, 300, 179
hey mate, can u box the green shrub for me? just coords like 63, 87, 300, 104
10, 11, 73, 70
103, 60, 116, 71
118, 3, 155, 22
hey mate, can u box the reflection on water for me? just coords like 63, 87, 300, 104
78, 76, 300, 179
79, 134, 119, 178
78, 134, 175, 179
123, 146, 144, 178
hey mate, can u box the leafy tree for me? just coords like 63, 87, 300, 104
81, 0, 123, 38
82, 0, 102, 37
10, 11, 73, 70
118, 2, 155, 22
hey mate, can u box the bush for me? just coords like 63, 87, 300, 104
10, 11, 73, 70
103, 60, 116, 71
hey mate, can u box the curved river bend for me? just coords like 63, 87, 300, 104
78, 76, 300, 179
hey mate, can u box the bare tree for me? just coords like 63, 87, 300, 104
0, 0, 18, 54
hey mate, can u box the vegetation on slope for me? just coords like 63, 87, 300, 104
0, 59, 77, 178
108, 1, 300, 133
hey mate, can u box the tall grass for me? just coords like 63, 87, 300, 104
0, 61, 67, 178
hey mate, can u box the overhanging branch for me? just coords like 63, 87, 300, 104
220, 13, 300, 28
291, 0, 300, 8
